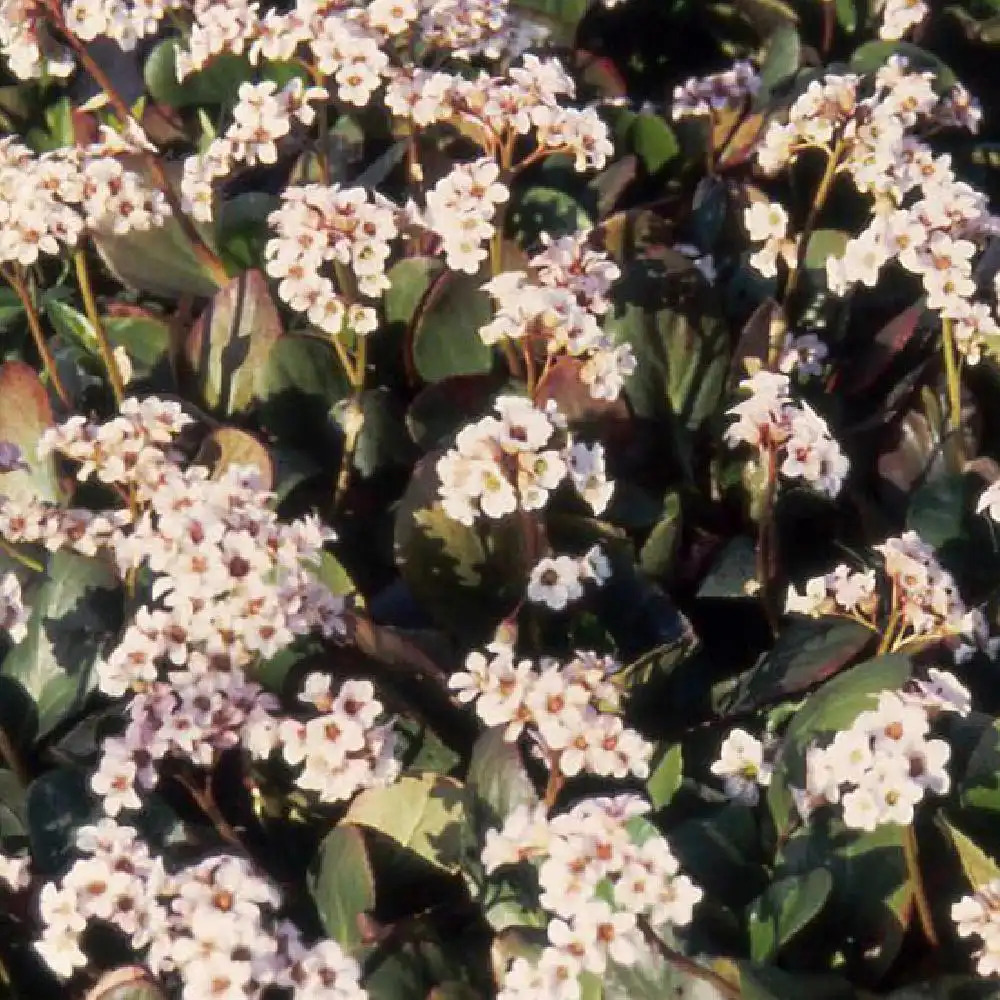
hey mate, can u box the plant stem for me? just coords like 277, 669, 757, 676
543, 768, 565, 810
44, 9, 229, 286
333, 335, 367, 507
755, 449, 780, 636
5, 269, 70, 408
0, 538, 44, 574
773, 142, 842, 364
0, 724, 30, 788
903, 823, 939, 947
941, 317, 965, 470
637, 917, 743, 1000
74, 249, 125, 405
176, 772, 246, 853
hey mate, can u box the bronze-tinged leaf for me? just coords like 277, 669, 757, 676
729, 298, 783, 386
714, 110, 766, 170
84, 967, 167, 1000
195, 426, 274, 489
180, 269, 284, 418
394, 454, 534, 642
0, 360, 63, 504
533, 356, 630, 427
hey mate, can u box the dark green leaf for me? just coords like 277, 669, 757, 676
258, 335, 350, 448
26, 767, 93, 874
465, 728, 537, 836
747, 868, 832, 961
411, 271, 493, 384
394, 454, 532, 642
3, 550, 122, 737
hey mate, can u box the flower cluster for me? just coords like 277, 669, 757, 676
247, 674, 399, 804
785, 531, 993, 661
265, 183, 400, 337
743, 200, 796, 280
953, 878, 1000, 977
526, 546, 610, 610
181, 79, 328, 221
0, 133, 168, 267
0, 398, 377, 819
671, 60, 759, 119
725, 371, 849, 498
481, 231, 636, 400
385, 55, 613, 172
485, 796, 701, 999
793, 680, 965, 829
424, 157, 509, 274
755, 57, 997, 363
710, 729, 772, 806
436, 395, 613, 524
35, 818, 367, 997
450, 644, 652, 780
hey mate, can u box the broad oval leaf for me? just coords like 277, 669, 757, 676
0, 360, 62, 504
411, 270, 493, 384
394, 455, 533, 642
345, 773, 470, 873
3, 550, 122, 736
180, 269, 284, 418
309, 824, 376, 951
747, 868, 833, 962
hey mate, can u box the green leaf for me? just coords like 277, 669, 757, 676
938, 816, 1000, 888
758, 24, 801, 95
697, 536, 757, 599
394, 454, 532, 642
93, 209, 221, 299
3, 550, 122, 737
747, 868, 833, 961
726, 617, 873, 714
26, 767, 93, 874
507, 185, 592, 245
803, 229, 849, 274
835, 0, 857, 32
351, 387, 416, 478
309, 825, 376, 951
405, 375, 504, 451
345, 773, 470, 873
465, 728, 538, 836
103, 314, 171, 377
906, 473, 969, 550
45, 299, 99, 356
258, 335, 350, 448
607, 258, 729, 432
646, 742, 684, 809
629, 114, 680, 174
0, 360, 62, 504
850, 41, 958, 90
411, 271, 494, 383
144, 38, 252, 108
180, 269, 284, 418
640, 493, 682, 579
216, 193, 279, 272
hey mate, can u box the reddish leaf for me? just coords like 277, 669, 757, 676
0, 361, 62, 504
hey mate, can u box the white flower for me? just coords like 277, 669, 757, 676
710, 729, 771, 805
